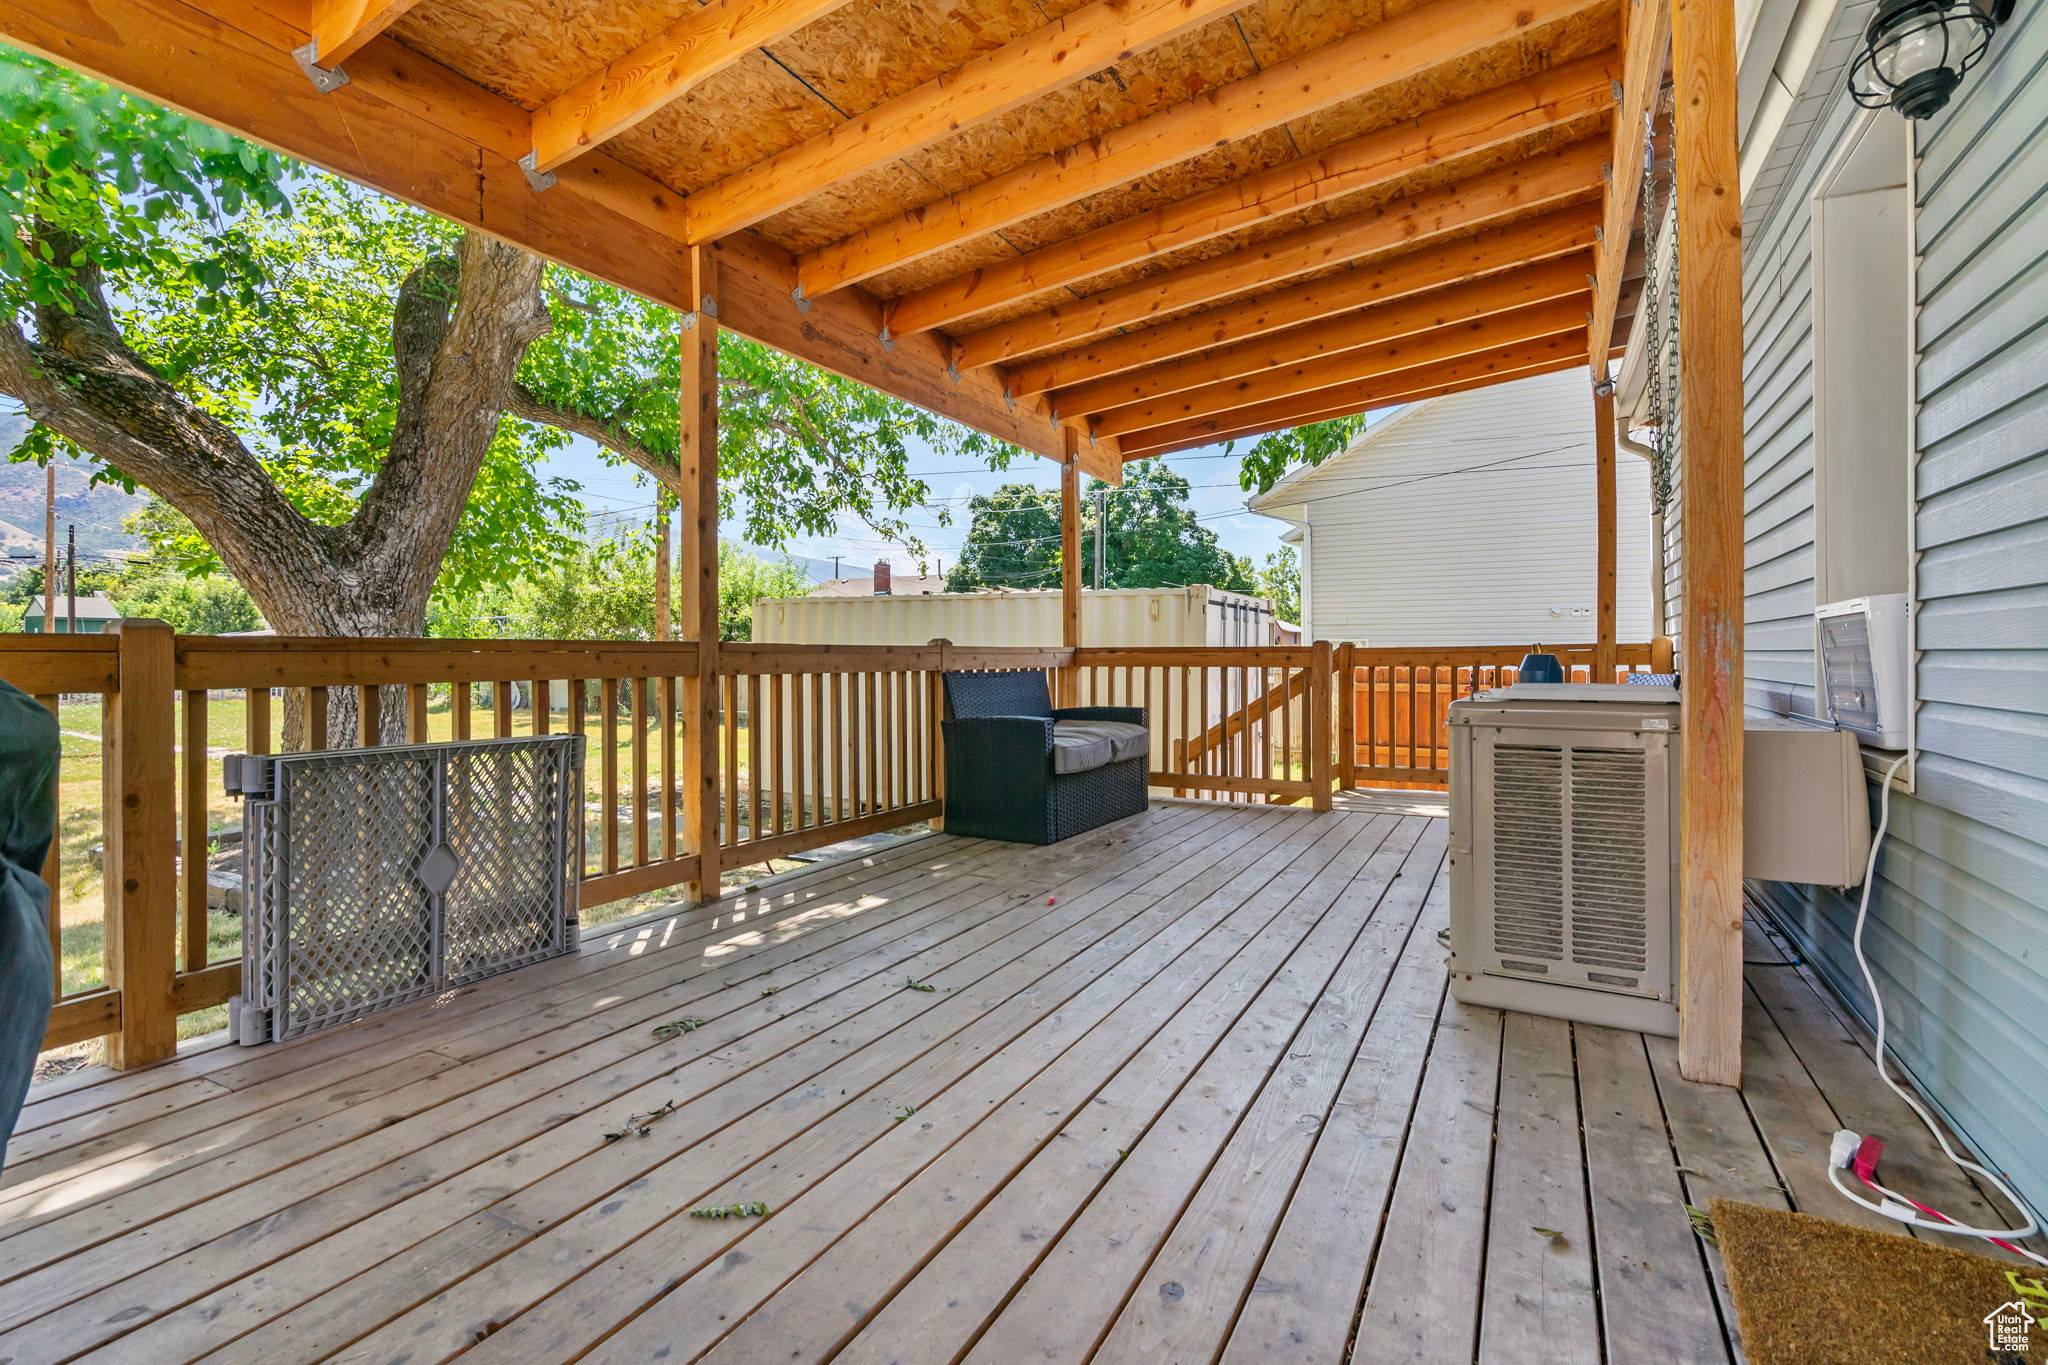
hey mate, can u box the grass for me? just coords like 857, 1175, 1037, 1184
37, 688, 850, 1076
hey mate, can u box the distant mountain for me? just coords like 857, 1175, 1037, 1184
0, 417, 147, 578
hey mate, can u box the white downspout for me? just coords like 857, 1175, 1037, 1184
1617, 427, 1668, 638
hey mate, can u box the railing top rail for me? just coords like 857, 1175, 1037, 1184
175, 637, 705, 689
1073, 646, 1315, 665
0, 633, 121, 694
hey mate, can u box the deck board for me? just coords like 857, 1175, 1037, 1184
4, 797, 2031, 1364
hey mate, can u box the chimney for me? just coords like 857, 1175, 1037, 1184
873, 559, 892, 596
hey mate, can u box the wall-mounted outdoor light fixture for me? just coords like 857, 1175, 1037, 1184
1850, 0, 2016, 119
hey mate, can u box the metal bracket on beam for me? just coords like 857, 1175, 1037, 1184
877, 324, 894, 353
701, 292, 720, 319
790, 284, 811, 314
1612, 79, 1625, 103
517, 152, 558, 193
1595, 377, 1617, 397
1002, 386, 1018, 412
290, 43, 350, 94
946, 359, 962, 384
1602, 159, 1614, 182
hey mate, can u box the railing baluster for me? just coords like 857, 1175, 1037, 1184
600, 676, 620, 874
494, 679, 514, 738
724, 673, 741, 846
182, 688, 208, 973
631, 674, 650, 868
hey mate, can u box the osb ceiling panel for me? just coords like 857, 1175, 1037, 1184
387, 0, 684, 108
922, 117, 1610, 341
850, 4, 1617, 297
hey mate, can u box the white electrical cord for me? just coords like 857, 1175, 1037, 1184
1823, 751, 2048, 1265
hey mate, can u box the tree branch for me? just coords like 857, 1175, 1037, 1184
506, 382, 679, 490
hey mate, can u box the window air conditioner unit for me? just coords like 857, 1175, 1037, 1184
1446, 684, 1680, 1037
1816, 594, 1909, 750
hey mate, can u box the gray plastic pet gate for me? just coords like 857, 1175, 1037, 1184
225, 734, 583, 1044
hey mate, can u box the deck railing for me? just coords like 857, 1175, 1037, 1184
2, 629, 1665, 1066
1070, 646, 1333, 807
1340, 641, 1671, 790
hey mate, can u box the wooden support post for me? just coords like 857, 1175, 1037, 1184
1593, 381, 1619, 681
681, 247, 722, 901
1308, 639, 1334, 811
104, 618, 178, 1070
1059, 433, 1083, 708
1672, 0, 1744, 1087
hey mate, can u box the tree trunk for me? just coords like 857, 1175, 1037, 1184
0, 228, 550, 747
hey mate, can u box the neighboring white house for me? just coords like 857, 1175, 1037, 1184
1244, 369, 1654, 647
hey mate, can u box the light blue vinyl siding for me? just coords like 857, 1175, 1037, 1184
1739, 3, 2048, 1220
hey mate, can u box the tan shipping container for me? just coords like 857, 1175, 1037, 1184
750, 584, 1284, 649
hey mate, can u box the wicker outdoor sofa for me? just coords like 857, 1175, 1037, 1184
938, 671, 1149, 845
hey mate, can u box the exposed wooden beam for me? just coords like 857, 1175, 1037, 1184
1090, 295, 1590, 436
1052, 253, 1592, 420
798, 0, 1615, 299
0, 0, 1070, 463
1590, 0, 1670, 371
529, 0, 858, 174
1671, 0, 1743, 1087
1005, 204, 1599, 396
305, 0, 421, 67
684, 0, 1262, 243
1114, 335, 1592, 455
956, 137, 1608, 371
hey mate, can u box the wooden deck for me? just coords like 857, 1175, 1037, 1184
1, 796, 2022, 1364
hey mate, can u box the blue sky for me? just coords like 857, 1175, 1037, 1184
534, 430, 1299, 585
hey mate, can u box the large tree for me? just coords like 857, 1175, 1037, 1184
946, 460, 1253, 594
0, 52, 1010, 649
1232, 414, 1370, 496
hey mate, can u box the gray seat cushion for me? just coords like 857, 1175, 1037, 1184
1053, 720, 1150, 772
1050, 723, 1113, 774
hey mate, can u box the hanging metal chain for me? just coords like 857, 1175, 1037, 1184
1641, 90, 1679, 514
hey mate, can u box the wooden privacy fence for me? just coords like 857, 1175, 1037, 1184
2, 628, 1665, 1066
1340, 641, 1671, 790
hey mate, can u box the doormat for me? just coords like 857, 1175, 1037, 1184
1711, 1198, 2048, 1365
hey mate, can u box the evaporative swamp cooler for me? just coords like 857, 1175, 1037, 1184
225, 734, 582, 1044
1446, 684, 1682, 1037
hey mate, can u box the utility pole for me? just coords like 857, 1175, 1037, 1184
66, 524, 77, 635
1092, 488, 1106, 591
832, 554, 842, 581
41, 465, 55, 634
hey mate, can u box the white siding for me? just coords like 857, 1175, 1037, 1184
1682, 0, 2048, 1221
1252, 370, 1655, 646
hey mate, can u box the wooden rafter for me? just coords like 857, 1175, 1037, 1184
529, 0, 858, 174
682, 0, 1262, 244
1089, 296, 1590, 436
305, 0, 422, 67
955, 137, 1608, 371
1005, 204, 1599, 396
0, 0, 1071, 463
796, 0, 1615, 300
1052, 254, 1593, 421
1114, 335, 1594, 455
1590, 0, 1670, 371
